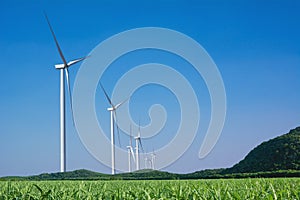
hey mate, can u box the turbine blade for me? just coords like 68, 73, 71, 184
99, 82, 113, 106
114, 96, 130, 109
137, 119, 143, 152
67, 56, 89, 66
139, 138, 144, 153
138, 119, 141, 137
65, 68, 75, 126
130, 147, 135, 162
129, 124, 132, 147
152, 148, 156, 156
44, 12, 67, 66
113, 111, 121, 147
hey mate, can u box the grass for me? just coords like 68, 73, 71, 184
0, 178, 299, 199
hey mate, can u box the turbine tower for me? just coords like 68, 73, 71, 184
135, 123, 143, 171
100, 83, 128, 175
150, 149, 156, 170
45, 13, 87, 172
144, 154, 151, 169
126, 125, 135, 172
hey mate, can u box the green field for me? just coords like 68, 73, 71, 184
0, 178, 299, 199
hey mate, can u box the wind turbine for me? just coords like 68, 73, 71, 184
150, 149, 156, 170
126, 125, 135, 172
100, 83, 128, 175
144, 154, 152, 169
135, 122, 143, 171
144, 155, 148, 169
45, 13, 88, 172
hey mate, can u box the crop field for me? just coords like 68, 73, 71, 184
0, 178, 299, 199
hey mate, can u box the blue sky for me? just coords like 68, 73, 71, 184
0, 0, 299, 176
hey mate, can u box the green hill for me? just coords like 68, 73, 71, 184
225, 127, 300, 173
27, 169, 110, 180
115, 169, 180, 180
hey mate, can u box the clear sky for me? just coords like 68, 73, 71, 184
0, 0, 299, 176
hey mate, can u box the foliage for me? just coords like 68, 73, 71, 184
27, 169, 110, 180
225, 127, 300, 173
1, 169, 299, 181
115, 169, 179, 180
0, 178, 299, 199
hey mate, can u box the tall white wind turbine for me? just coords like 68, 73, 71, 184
135, 123, 143, 171
126, 125, 135, 172
100, 83, 128, 175
45, 13, 87, 172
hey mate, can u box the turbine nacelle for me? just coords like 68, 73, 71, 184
55, 63, 66, 69
107, 107, 115, 111
55, 57, 89, 69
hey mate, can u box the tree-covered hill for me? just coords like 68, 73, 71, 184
115, 169, 179, 180
28, 169, 110, 180
225, 127, 300, 173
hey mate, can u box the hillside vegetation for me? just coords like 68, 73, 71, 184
225, 126, 300, 173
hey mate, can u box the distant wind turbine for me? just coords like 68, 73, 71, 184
135, 122, 144, 171
100, 83, 129, 175
150, 149, 156, 170
144, 154, 152, 169
126, 125, 135, 172
45, 13, 88, 172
